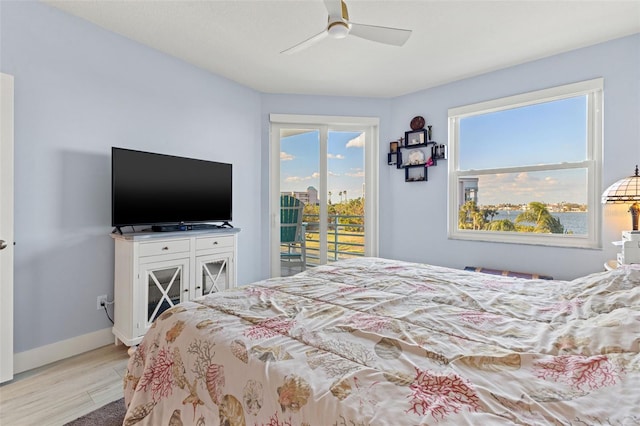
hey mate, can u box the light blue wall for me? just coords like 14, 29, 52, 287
2, 0, 638, 355
1, 2, 263, 353
383, 34, 640, 280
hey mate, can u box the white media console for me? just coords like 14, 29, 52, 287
110, 228, 240, 346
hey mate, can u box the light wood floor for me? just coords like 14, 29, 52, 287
0, 344, 130, 425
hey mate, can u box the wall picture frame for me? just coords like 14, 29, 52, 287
404, 129, 427, 147
389, 141, 398, 153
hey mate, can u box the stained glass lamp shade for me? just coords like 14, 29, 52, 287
602, 165, 640, 231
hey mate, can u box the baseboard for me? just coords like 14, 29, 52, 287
14, 327, 114, 374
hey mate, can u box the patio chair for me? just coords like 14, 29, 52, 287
280, 195, 306, 272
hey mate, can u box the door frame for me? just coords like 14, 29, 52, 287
269, 114, 379, 277
1, 73, 14, 383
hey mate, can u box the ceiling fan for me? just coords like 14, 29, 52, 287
281, 0, 412, 54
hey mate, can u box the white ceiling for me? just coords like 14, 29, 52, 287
44, 0, 640, 98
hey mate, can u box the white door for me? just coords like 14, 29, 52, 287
0, 73, 14, 383
269, 115, 379, 277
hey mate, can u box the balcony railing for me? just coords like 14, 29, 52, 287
301, 214, 365, 265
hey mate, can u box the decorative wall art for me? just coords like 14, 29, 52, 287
387, 140, 400, 165
387, 116, 447, 182
404, 129, 427, 147
410, 115, 425, 130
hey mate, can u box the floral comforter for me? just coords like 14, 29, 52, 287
123, 257, 640, 425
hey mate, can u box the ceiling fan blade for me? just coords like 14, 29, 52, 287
348, 22, 411, 46
280, 30, 328, 55
324, 0, 346, 20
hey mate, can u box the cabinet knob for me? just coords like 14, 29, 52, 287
183, 288, 189, 293
0, 240, 7, 250
196, 286, 201, 290
213, 241, 218, 245
162, 246, 169, 251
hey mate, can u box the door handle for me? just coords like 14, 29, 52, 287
0, 240, 7, 250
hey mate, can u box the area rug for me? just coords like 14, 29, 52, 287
64, 398, 125, 426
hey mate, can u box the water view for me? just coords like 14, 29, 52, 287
492, 210, 587, 235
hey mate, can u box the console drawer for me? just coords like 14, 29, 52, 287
196, 235, 234, 251
139, 239, 190, 257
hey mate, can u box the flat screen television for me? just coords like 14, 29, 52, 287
111, 147, 232, 229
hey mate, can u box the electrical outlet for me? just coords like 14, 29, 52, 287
97, 294, 108, 310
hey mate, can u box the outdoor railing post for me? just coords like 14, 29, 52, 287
333, 215, 338, 261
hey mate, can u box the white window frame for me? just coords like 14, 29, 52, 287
447, 78, 603, 249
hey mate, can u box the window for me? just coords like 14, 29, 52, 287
448, 79, 603, 248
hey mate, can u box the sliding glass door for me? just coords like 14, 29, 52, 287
278, 127, 320, 276
326, 130, 366, 265
270, 115, 379, 278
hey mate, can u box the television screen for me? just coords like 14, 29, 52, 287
112, 147, 232, 227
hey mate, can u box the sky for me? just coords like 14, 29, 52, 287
459, 95, 588, 205
280, 130, 365, 203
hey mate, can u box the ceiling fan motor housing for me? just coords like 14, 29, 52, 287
328, 21, 349, 38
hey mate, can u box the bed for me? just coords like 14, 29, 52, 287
123, 257, 640, 425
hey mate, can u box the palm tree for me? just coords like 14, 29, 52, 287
487, 219, 517, 231
481, 207, 498, 222
458, 200, 480, 230
515, 202, 564, 234
471, 211, 485, 230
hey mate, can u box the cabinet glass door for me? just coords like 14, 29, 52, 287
142, 258, 189, 327
196, 255, 231, 297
